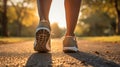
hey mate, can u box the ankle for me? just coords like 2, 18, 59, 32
65, 33, 75, 36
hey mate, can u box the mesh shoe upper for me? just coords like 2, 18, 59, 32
63, 36, 78, 48
37, 20, 51, 31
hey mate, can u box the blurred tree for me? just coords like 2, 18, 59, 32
1, 0, 8, 36
9, 0, 37, 36
75, 22, 89, 36
80, 12, 115, 36
81, 0, 117, 20
78, 0, 117, 36
0, 0, 2, 35
7, 6, 17, 23
51, 23, 65, 38
114, 0, 120, 35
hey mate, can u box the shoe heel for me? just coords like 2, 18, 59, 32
34, 29, 51, 52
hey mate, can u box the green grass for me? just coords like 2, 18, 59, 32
0, 36, 120, 44
79, 36, 120, 43
0, 37, 34, 44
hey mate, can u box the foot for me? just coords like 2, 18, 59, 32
34, 20, 51, 52
63, 36, 78, 53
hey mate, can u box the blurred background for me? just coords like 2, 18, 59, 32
0, 0, 120, 38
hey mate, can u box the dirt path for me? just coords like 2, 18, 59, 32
0, 39, 120, 67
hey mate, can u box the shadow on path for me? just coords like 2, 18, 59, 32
25, 52, 52, 67
25, 51, 120, 67
66, 51, 120, 67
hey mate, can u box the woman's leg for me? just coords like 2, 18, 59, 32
34, 0, 52, 52
64, 0, 81, 36
63, 0, 81, 52
37, 0, 52, 21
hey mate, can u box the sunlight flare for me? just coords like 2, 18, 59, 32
49, 0, 66, 28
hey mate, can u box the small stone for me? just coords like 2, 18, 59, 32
81, 60, 85, 64
105, 51, 109, 53
94, 51, 100, 55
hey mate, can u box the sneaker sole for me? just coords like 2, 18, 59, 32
63, 47, 78, 53
34, 29, 50, 52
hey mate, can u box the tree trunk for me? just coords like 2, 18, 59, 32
17, 21, 22, 36
115, 0, 120, 35
1, 0, 8, 37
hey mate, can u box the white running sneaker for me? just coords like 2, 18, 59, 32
63, 36, 78, 53
34, 20, 51, 52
